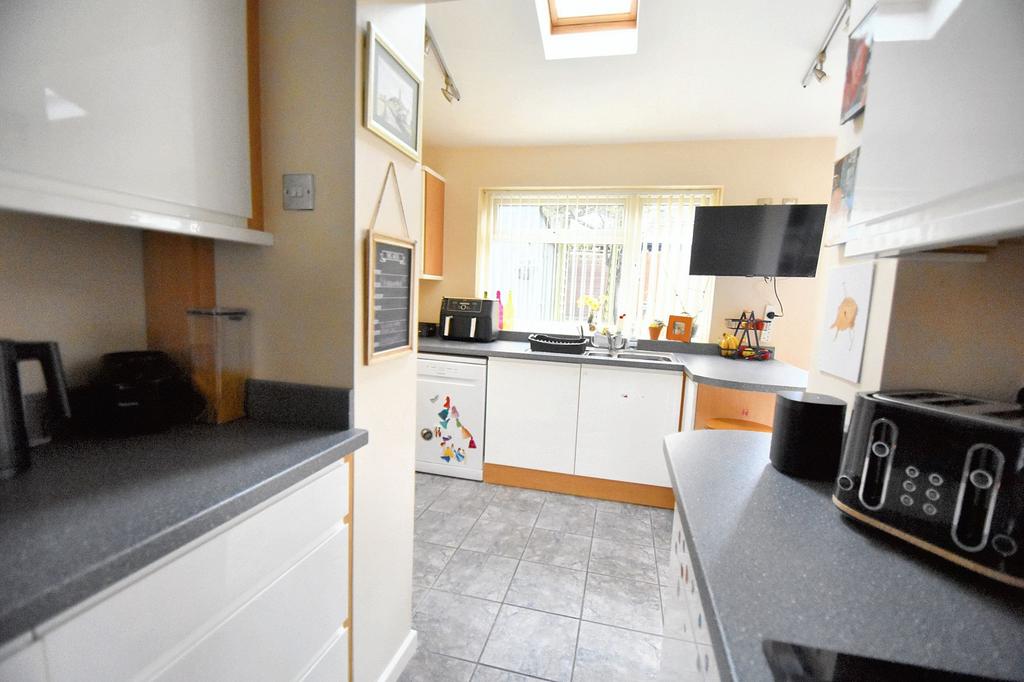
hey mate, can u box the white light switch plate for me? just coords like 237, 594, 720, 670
283, 173, 314, 210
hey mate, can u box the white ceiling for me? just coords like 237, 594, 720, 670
423, 0, 847, 147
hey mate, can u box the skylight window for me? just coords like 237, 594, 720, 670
535, 0, 639, 60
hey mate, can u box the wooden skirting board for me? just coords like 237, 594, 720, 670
484, 464, 674, 509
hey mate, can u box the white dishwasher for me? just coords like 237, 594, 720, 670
416, 353, 487, 480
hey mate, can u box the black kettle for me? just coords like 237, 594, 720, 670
0, 340, 71, 478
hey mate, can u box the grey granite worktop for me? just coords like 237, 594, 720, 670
663, 430, 1024, 681
419, 335, 807, 392
0, 381, 367, 648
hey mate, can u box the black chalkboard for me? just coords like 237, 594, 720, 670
368, 232, 415, 361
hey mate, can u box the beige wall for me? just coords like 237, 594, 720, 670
420, 137, 835, 368
353, 1, 423, 680
216, 0, 357, 389
883, 239, 1024, 402
0, 210, 147, 391
805, 0, 901, 409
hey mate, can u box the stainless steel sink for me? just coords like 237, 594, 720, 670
583, 348, 676, 362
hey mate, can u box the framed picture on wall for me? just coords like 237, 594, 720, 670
840, 8, 875, 124
825, 147, 859, 246
816, 261, 874, 383
364, 22, 423, 161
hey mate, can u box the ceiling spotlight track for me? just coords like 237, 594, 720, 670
425, 21, 461, 103
801, 0, 851, 87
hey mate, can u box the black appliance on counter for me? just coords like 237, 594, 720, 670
833, 391, 1024, 589
763, 639, 1009, 681
92, 351, 199, 434
769, 391, 846, 480
438, 297, 500, 342
0, 340, 71, 478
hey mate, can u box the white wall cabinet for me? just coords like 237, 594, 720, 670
0, 461, 351, 682
575, 366, 683, 487
0, 1, 270, 246
844, 0, 1024, 256
484, 358, 581, 474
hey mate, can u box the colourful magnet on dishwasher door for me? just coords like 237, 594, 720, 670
444, 397, 451, 408
468, 438, 477, 449
450, 406, 460, 419
439, 419, 450, 429
461, 426, 473, 440
434, 427, 441, 438
438, 408, 449, 420
429, 394, 439, 403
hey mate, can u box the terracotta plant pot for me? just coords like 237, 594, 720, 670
648, 326, 664, 340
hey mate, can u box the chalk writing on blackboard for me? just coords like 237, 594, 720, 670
371, 237, 413, 355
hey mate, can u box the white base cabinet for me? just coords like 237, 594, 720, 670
575, 365, 682, 487
484, 358, 581, 475
670, 504, 721, 682
0, 462, 352, 682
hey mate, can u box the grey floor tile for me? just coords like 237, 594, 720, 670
660, 585, 693, 641
535, 501, 596, 536
522, 529, 592, 571
543, 492, 597, 509
461, 519, 533, 558
593, 510, 653, 546
655, 546, 674, 587
593, 499, 654, 520
480, 605, 579, 682
505, 560, 586, 617
413, 590, 500, 661
472, 665, 542, 681
588, 537, 659, 584
413, 541, 456, 588
412, 586, 427, 612
416, 509, 479, 548
573, 621, 703, 682
480, 501, 541, 528
651, 508, 673, 549
428, 484, 496, 516
490, 486, 548, 512
582, 572, 663, 636
433, 549, 518, 601
399, 650, 475, 682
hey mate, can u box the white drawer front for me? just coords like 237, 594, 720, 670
0, 640, 47, 682
301, 628, 349, 682
45, 464, 349, 682
154, 526, 348, 682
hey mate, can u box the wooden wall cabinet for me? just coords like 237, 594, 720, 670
421, 167, 445, 280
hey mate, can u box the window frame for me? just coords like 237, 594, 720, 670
477, 185, 723, 337
547, 0, 638, 35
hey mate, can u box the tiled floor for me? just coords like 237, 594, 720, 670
401, 473, 709, 682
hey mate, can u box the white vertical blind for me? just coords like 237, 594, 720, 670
480, 188, 720, 338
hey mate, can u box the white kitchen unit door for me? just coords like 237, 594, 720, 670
0, 1, 265, 245
417, 354, 487, 480
485, 358, 581, 475
575, 366, 682, 487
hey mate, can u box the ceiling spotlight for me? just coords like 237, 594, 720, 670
812, 52, 828, 82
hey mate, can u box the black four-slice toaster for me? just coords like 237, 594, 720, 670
834, 391, 1024, 588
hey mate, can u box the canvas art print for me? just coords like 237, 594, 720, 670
840, 8, 874, 124
817, 261, 874, 383
365, 23, 422, 161
825, 147, 859, 246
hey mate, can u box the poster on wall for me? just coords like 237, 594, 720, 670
825, 147, 859, 246
817, 261, 874, 383
840, 8, 875, 124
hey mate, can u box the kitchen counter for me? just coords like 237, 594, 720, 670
418, 336, 807, 393
663, 430, 1024, 681
0, 381, 367, 648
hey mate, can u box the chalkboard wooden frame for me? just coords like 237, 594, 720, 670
365, 230, 417, 364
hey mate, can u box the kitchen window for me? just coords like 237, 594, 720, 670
479, 187, 721, 340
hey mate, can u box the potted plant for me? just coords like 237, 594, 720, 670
648, 319, 665, 340
577, 294, 608, 332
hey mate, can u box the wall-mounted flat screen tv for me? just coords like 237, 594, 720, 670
689, 204, 827, 277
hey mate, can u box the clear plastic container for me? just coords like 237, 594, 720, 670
187, 308, 251, 424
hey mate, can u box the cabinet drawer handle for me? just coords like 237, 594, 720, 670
420, 428, 433, 441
